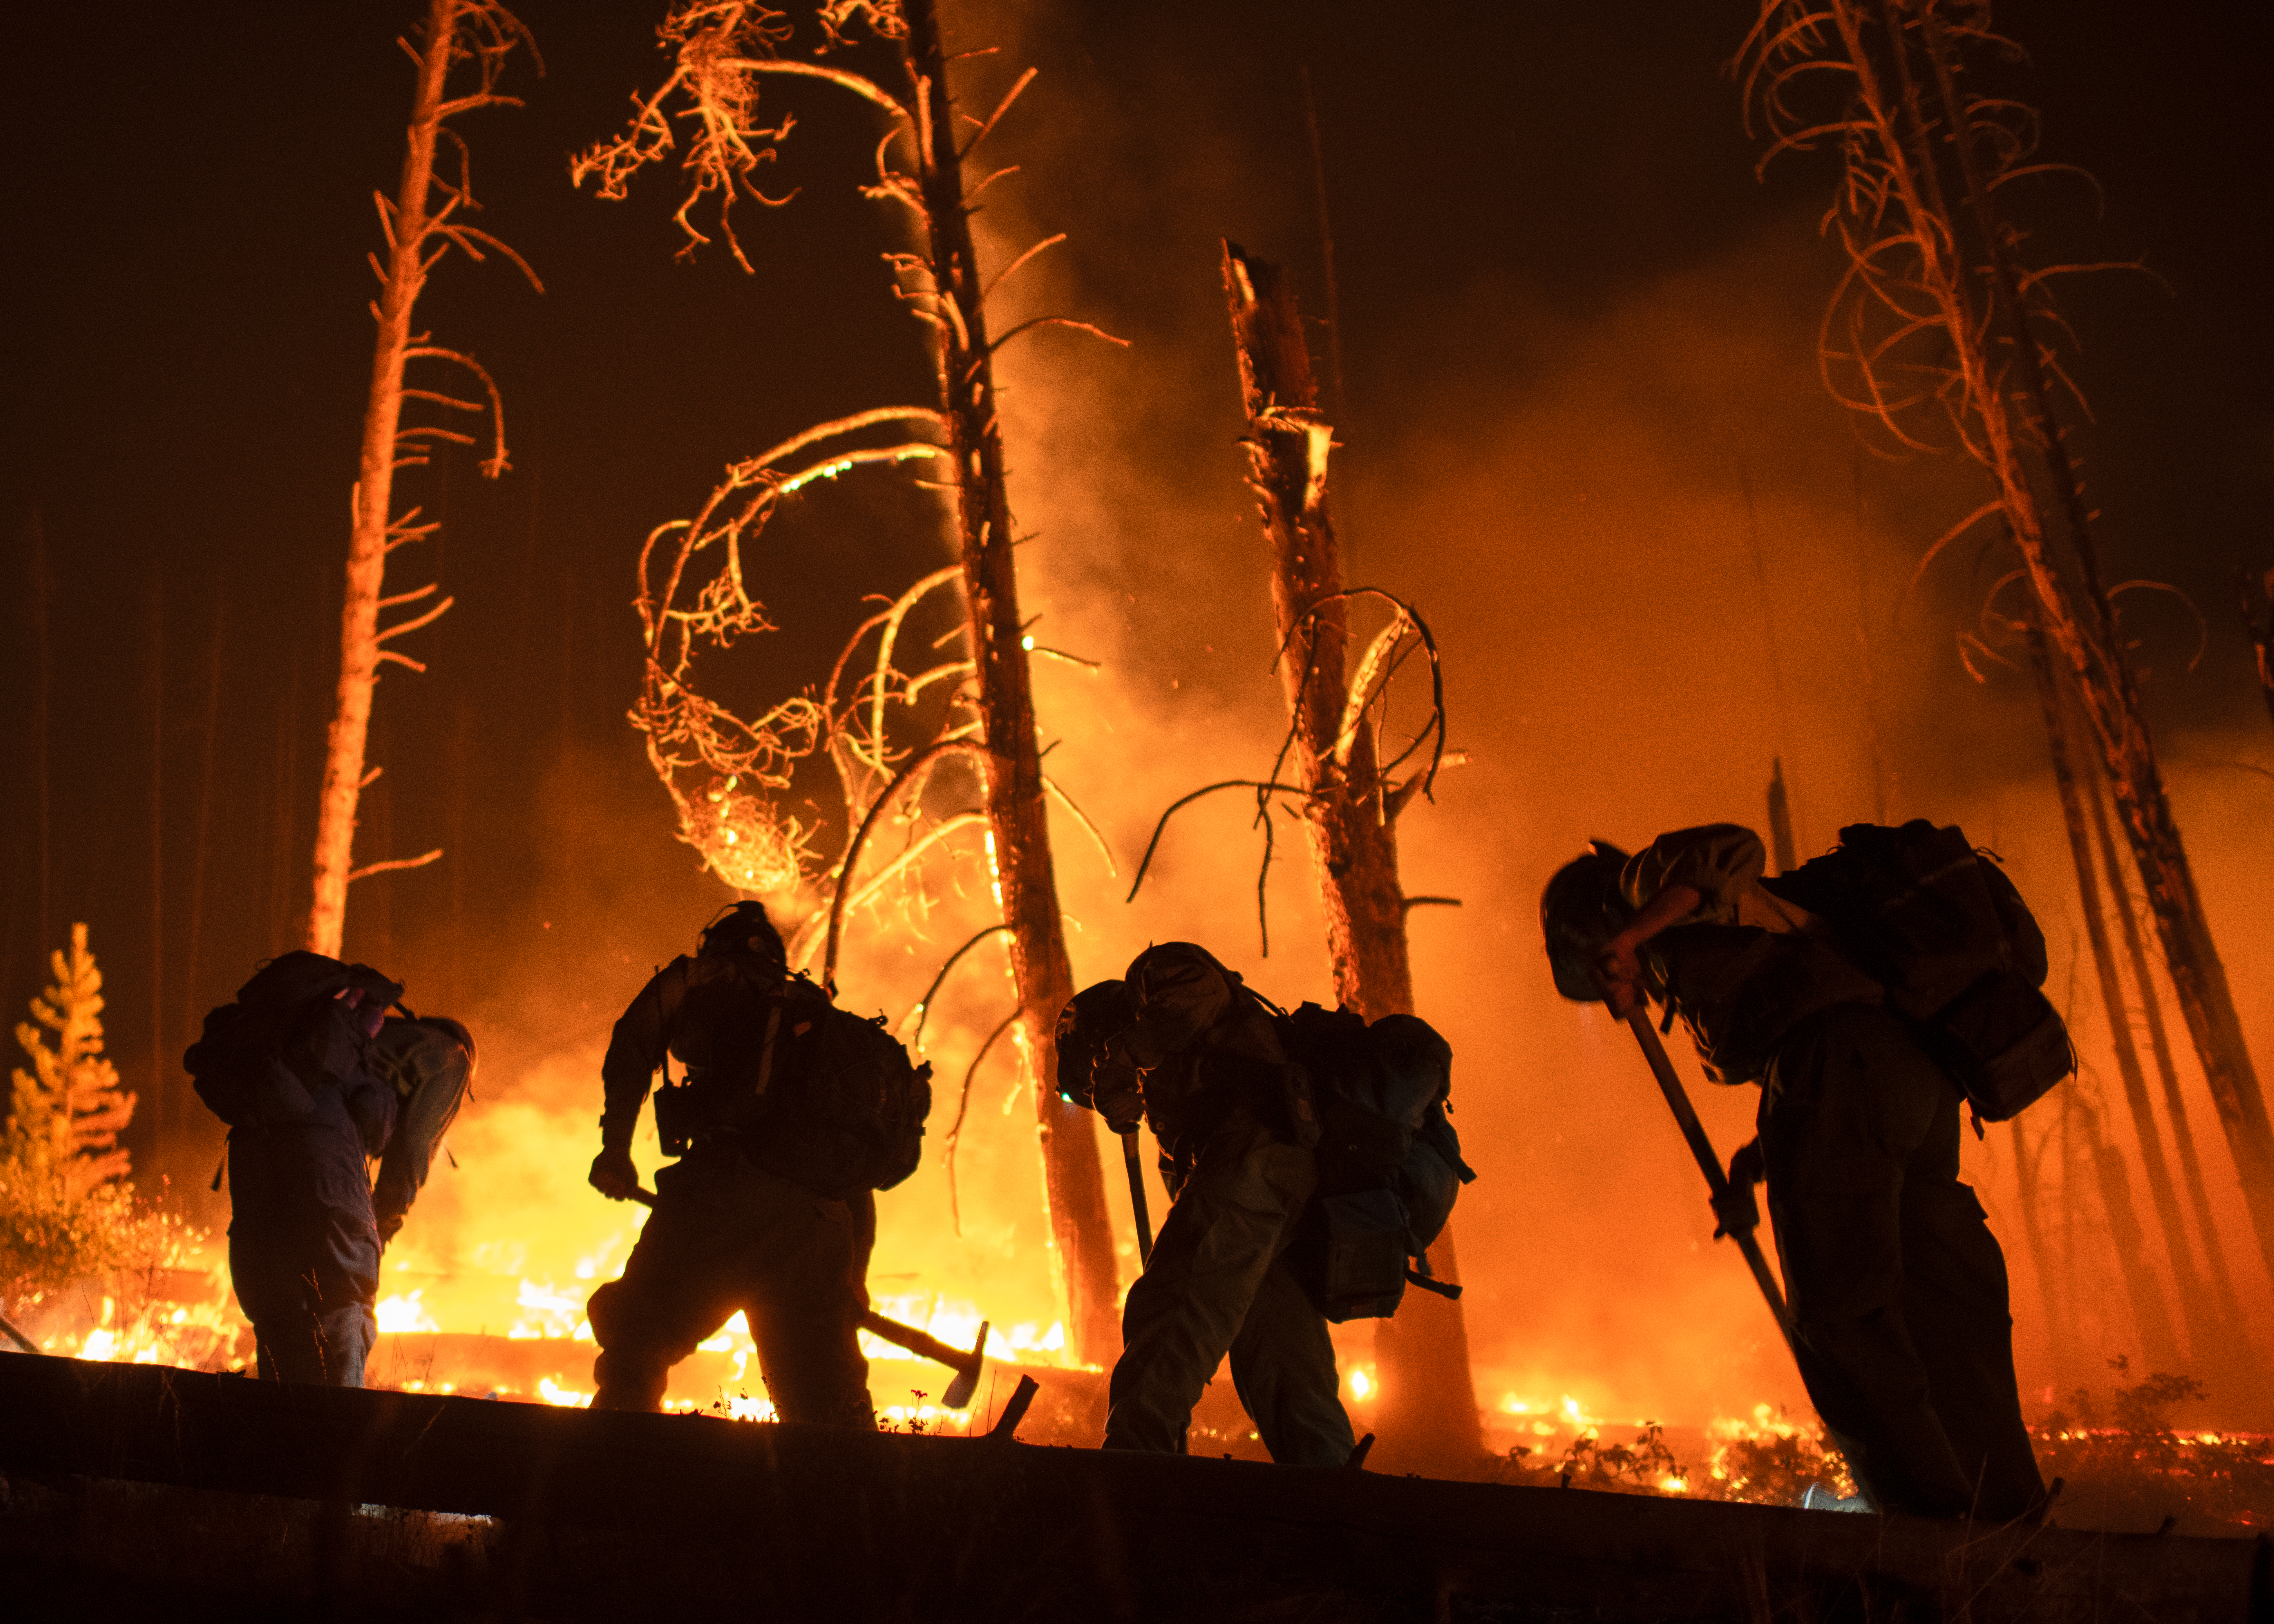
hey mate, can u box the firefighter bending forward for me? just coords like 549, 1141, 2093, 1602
585, 902, 874, 1426
1058, 942, 1355, 1464
1541, 825, 2044, 1519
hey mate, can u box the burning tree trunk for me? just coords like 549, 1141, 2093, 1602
2024, 615, 2237, 1373
1743, 0, 2274, 1282
1221, 240, 1480, 1471
895, 0, 1120, 1364
307, 0, 537, 957
576, 0, 1120, 1363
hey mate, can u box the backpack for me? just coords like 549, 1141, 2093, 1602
1760, 820, 2074, 1122
186, 952, 403, 1128
671, 964, 934, 1200
1277, 1002, 1476, 1322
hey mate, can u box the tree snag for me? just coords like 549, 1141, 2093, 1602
307, 0, 538, 957
578, 0, 1122, 1363
2023, 612, 2243, 1375
1742, 0, 2274, 1281
1221, 239, 1480, 1472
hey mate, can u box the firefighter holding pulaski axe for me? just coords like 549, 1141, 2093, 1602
584, 902, 987, 1420
1542, 823, 2055, 1521
1056, 942, 1472, 1465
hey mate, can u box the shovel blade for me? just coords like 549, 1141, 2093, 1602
940, 1319, 988, 1409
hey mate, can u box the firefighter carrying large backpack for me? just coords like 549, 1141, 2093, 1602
1277, 1002, 1476, 1322
647, 945, 932, 1201
1762, 819, 2075, 1124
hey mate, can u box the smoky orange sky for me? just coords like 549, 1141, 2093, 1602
6, 1, 2271, 1434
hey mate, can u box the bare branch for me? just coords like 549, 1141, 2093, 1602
1041, 772, 1117, 878
1126, 779, 1314, 904
825, 738, 988, 986
942, 1005, 1021, 1237
986, 315, 1133, 356
904, 923, 1011, 1052
347, 848, 444, 884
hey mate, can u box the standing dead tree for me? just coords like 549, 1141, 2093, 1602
308, 0, 539, 958
2008, 596, 2239, 1375
2082, 756, 2256, 1354
578, 0, 1126, 1363
1129, 241, 1475, 1469
1741, 0, 2274, 1280
2241, 567, 2274, 733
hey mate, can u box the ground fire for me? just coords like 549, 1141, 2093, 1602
5, 0, 2274, 1615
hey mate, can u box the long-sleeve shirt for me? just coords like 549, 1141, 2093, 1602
1621, 824, 1880, 1084
598, 952, 795, 1148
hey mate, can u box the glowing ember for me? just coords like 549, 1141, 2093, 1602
684, 778, 811, 896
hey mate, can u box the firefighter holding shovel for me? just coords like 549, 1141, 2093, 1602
1542, 825, 2047, 1522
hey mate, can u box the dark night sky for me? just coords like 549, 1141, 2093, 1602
4, 0, 2269, 1276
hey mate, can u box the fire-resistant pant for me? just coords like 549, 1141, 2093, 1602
1103, 1109, 1355, 1465
586, 1146, 875, 1426
1761, 1003, 2046, 1520
226, 1119, 381, 1388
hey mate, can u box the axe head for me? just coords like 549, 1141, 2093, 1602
940, 1319, 989, 1410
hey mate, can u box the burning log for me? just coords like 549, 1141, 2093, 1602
1215, 240, 1480, 1473
307, 0, 539, 957
1741, 0, 2274, 1283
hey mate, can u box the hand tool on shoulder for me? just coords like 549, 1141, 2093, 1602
1621, 1008, 1798, 1362
1121, 1128, 1153, 1267
621, 1182, 991, 1406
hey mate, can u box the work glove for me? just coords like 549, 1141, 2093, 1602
1096, 1079, 1145, 1137
376, 1210, 405, 1247
1711, 1137, 1766, 1240
589, 1144, 640, 1202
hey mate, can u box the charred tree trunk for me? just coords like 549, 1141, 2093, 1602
2008, 1112, 2078, 1392
2078, 1096, 2184, 1373
899, 0, 1119, 1365
2243, 569, 2274, 733
1222, 240, 1481, 1472
181, 581, 225, 1145
1765, 757, 1796, 874
2026, 616, 2232, 1370
146, 577, 166, 1151
2084, 750, 2256, 1359
309, 0, 456, 957
1896, 6, 2274, 1285
309, 0, 525, 956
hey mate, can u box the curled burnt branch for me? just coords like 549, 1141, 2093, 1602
942, 1006, 1022, 1236
588, 0, 1125, 1356
905, 923, 1011, 1053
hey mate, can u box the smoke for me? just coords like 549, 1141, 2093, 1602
944, 0, 2274, 1427
84, 0, 2266, 1432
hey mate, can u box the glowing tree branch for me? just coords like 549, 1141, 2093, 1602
580, 0, 1125, 1362
307, 0, 539, 957
1741, 0, 2274, 1286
